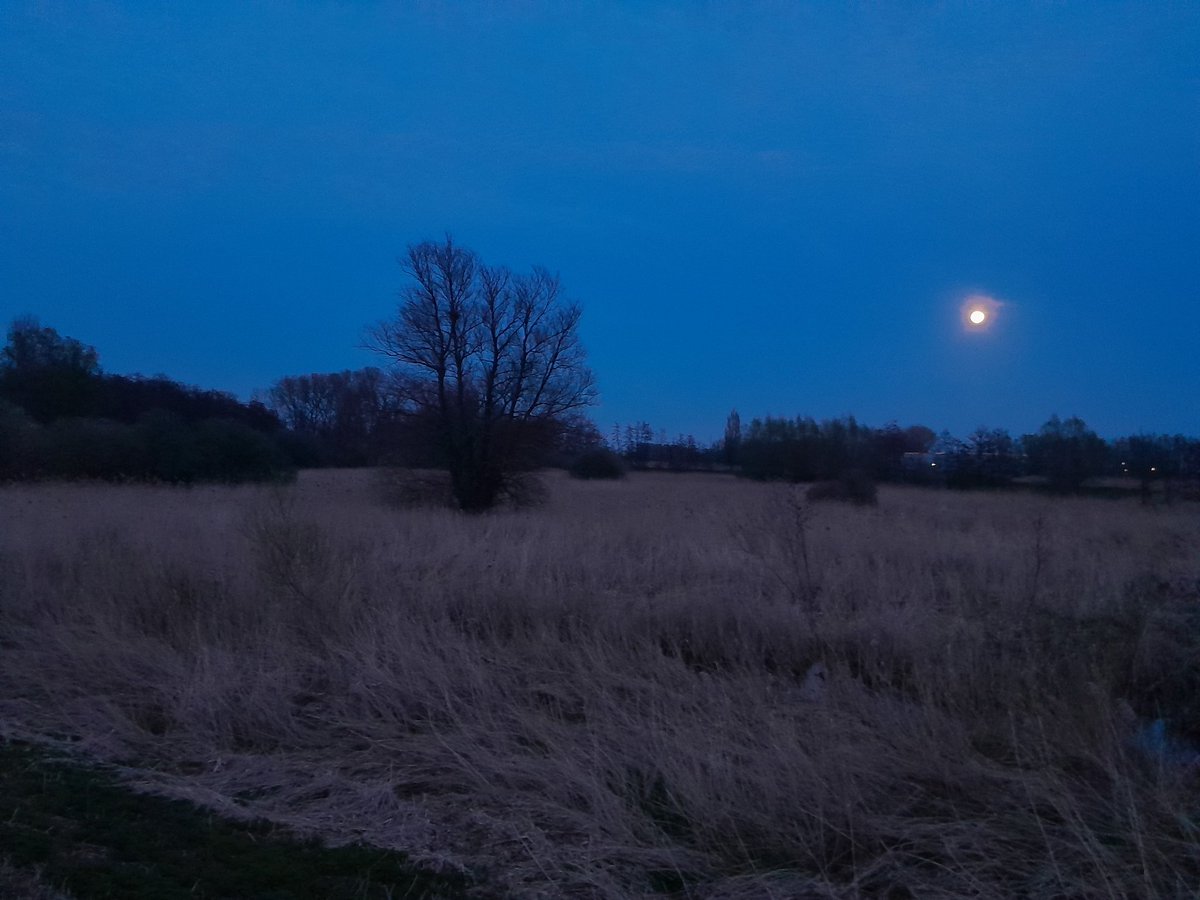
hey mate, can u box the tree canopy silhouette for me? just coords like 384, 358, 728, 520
366, 236, 595, 511
0, 316, 100, 422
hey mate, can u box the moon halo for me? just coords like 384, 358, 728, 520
961, 293, 1002, 331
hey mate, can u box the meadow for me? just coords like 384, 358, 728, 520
1, 470, 1198, 898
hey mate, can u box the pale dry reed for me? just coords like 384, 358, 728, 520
1, 471, 1198, 898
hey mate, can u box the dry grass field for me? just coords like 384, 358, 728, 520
2, 470, 1199, 898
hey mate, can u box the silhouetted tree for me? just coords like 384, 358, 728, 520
946, 426, 1019, 487
871, 423, 909, 480
552, 413, 605, 465
94, 373, 280, 432
265, 368, 395, 465
568, 447, 626, 479
624, 422, 654, 466
903, 425, 937, 453
665, 434, 701, 471
723, 409, 742, 467
0, 316, 101, 422
0, 317, 292, 483
366, 236, 595, 511
0, 400, 38, 479
1115, 434, 1172, 482
1112, 433, 1198, 502
1022, 415, 1108, 492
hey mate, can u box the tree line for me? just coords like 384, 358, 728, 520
4, 235, 1197, 507
0, 316, 293, 483
7, 305, 1198, 500
603, 410, 1200, 498
0, 237, 596, 501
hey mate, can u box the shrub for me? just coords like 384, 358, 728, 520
375, 468, 456, 508
806, 469, 877, 505
500, 471, 549, 507
136, 411, 293, 484
192, 419, 292, 483
568, 448, 626, 480
42, 417, 147, 480
0, 400, 38, 479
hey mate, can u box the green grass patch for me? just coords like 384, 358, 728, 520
0, 738, 474, 899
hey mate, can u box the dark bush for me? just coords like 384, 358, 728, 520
0, 319, 294, 484
501, 471, 549, 507
0, 411, 293, 484
806, 469, 877, 505
42, 418, 147, 480
273, 429, 325, 469
137, 410, 203, 483
0, 400, 38, 479
375, 468, 456, 508
136, 412, 293, 484
568, 448, 627, 480
192, 419, 292, 483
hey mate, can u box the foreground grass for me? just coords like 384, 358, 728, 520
1, 470, 1199, 897
0, 738, 472, 899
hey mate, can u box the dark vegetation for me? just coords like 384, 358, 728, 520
5, 308, 1199, 503
805, 469, 877, 505
264, 368, 400, 468
6, 226, 1199, 504
0, 317, 293, 484
609, 410, 1200, 501
363, 236, 595, 511
0, 738, 472, 899
567, 446, 626, 480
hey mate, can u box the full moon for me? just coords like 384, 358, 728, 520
960, 292, 1003, 331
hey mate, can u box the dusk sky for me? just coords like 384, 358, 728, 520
2, 2, 1197, 442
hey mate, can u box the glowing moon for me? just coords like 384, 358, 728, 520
960, 292, 1003, 331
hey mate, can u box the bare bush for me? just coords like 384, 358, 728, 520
567, 447, 626, 480
373, 467, 455, 509
806, 469, 878, 505
374, 466, 546, 511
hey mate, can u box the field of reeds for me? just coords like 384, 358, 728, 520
2, 469, 1199, 898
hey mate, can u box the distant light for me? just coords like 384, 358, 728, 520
969, 309, 986, 325
1151, 466, 1157, 473
931, 462, 937, 467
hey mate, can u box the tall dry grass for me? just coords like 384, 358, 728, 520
1, 470, 1198, 898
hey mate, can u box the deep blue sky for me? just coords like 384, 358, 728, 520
2, 3, 1197, 441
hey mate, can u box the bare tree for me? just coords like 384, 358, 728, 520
723, 408, 741, 467
265, 368, 396, 465
365, 236, 596, 511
